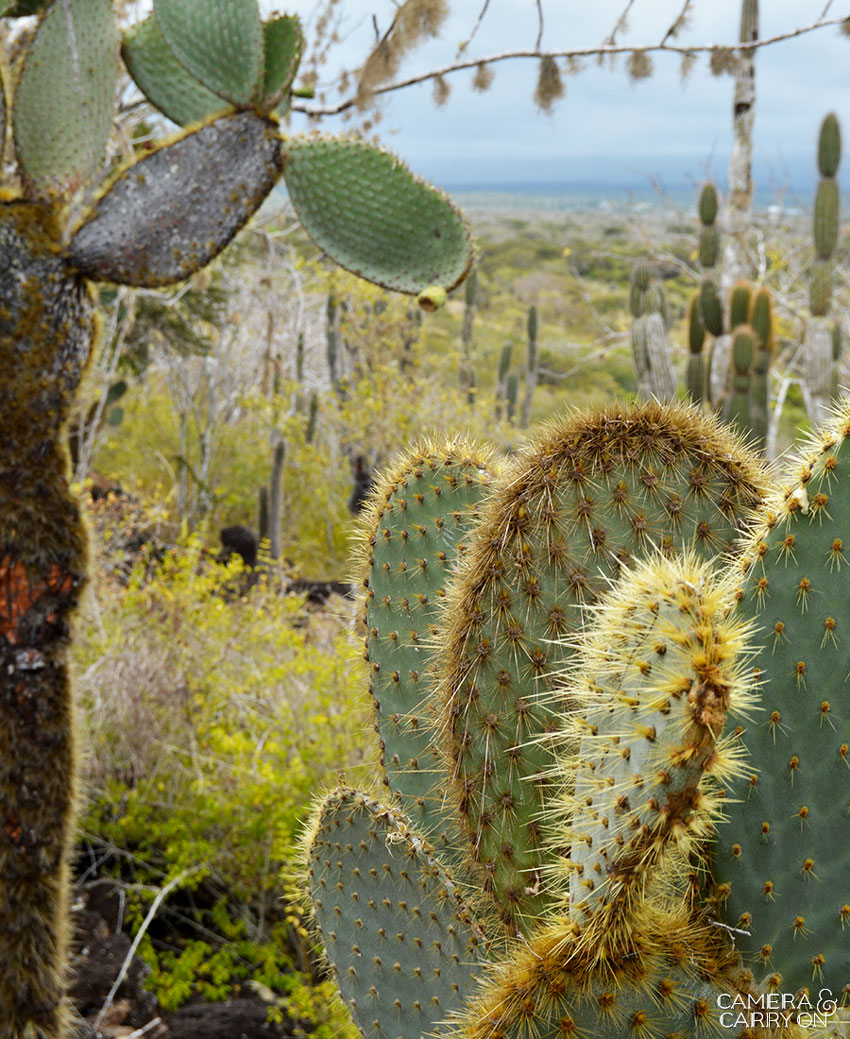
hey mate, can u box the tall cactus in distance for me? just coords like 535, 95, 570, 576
805, 112, 843, 427
461, 267, 478, 403
0, 1, 476, 1034
519, 304, 538, 428
629, 261, 676, 401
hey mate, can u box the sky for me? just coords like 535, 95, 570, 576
263, 1, 850, 192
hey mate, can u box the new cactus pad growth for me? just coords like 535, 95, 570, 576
550, 553, 757, 951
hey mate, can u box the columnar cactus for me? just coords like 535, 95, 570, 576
629, 261, 676, 401
304, 397, 850, 1039
806, 113, 843, 427
0, 2, 475, 1035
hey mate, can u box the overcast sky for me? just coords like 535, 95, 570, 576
265, 1, 850, 190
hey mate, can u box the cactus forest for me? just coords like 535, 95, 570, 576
0, 1, 848, 1038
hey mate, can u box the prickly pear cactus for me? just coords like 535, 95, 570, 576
709, 408, 850, 995
551, 553, 757, 949
359, 439, 496, 859
305, 787, 488, 1039
456, 906, 737, 1039
438, 402, 769, 935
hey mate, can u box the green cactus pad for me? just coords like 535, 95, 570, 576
153, 0, 264, 107
359, 439, 495, 860
700, 279, 724, 337
457, 907, 736, 1039
814, 178, 839, 261
810, 260, 833, 317
699, 182, 719, 226
729, 283, 752, 332
551, 553, 756, 942
305, 787, 488, 1039
710, 409, 850, 994
819, 112, 842, 179
438, 402, 769, 936
749, 287, 773, 351
282, 136, 475, 295
122, 15, 231, 127
731, 326, 754, 374
13, 0, 117, 198
688, 295, 706, 355
262, 15, 303, 107
68, 111, 281, 287
699, 225, 720, 268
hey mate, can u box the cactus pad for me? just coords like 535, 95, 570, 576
282, 136, 474, 295
68, 111, 282, 287
262, 15, 303, 108
305, 787, 488, 1039
13, 0, 117, 198
551, 553, 756, 944
819, 112, 842, 179
814, 178, 839, 260
699, 183, 719, 226
153, 0, 264, 107
122, 15, 231, 127
700, 279, 724, 337
710, 410, 850, 994
359, 438, 495, 860
810, 260, 833, 317
457, 907, 735, 1039
699, 225, 720, 268
438, 402, 769, 935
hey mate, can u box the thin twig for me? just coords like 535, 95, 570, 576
660, 0, 693, 45
459, 0, 492, 54
124, 1020, 162, 1039
292, 14, 850, 117
535, 0, 545, 49
93, 867, 202, 1034
606, 0, 636, 46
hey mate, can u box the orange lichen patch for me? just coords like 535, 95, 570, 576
0, 555, 73, 643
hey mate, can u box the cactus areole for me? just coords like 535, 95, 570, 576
0, 1, 474, 1035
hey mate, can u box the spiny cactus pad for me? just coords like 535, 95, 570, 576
456, 907, 734, 1039
68, 111, 281, 287
122, 15, 231, 127
710, 409, 850, 994
282, 136, 475, 295
438, 402, 768, 935
360, 438, 495, 860
551, 553, 756, 947
262, 15, 303, 107
13, 0, 117, 198
153, 0, 264, 107
305, 787, 488, 1039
